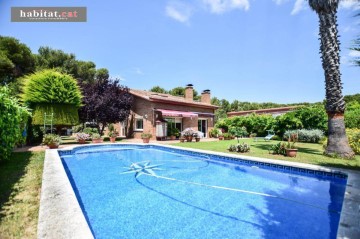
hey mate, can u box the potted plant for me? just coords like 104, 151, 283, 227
42, 134, 61, 149
285, 133, 298, 157
182, 128, 195, 142
108, 130, 118, 143
141, 132, 152, 143
179, 136, 185, 143
92, 133, 103, 143
209, 128, 219, 138
218, 132, 224, 140
75, 132, 89, 144
168, 127, 179, 140
223, 133, 231, 140
194, 132, 201, 142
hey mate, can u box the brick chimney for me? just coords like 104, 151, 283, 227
201, 89, 211, 104
185, 84, 193, 101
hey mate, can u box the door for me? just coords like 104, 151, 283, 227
198, 119, 207, 138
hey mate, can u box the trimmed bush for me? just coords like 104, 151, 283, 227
21, 69, 82, 127
283, 129, 324, 143
31, 103, 79, 126
21, 69, 82, 106
0, 86, 30, 161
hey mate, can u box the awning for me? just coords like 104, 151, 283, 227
156, 109, 198, 118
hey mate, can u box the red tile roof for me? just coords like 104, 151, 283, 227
130, 89, 219, 109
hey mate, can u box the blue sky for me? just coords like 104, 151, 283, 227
0, 0, 359, 103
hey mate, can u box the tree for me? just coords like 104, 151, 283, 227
350, 13, 359, 66
0, 36, 35, 86
230, 100, 240, 111
309, 0, 354, 158
21, 69, 82, 132
76, 60, 96, 84
79, 78, 133, 134
0, 86, 30, 161
35, 46, 99, 83
150, 86, 167, 94
95, 68, 109, 81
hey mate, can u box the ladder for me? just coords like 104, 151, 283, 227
44, 113, 54, 134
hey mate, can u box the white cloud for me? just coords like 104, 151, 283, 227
349, 50, 360, 57
166, 1, 193, 23
273, 0, 289, 5
202, 0, 250, 14
291, 0, 307, 15
339, 0, 360, 10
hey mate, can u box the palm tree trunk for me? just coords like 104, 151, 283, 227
317, 11, 355, 158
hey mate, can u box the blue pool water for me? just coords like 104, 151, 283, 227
60, 145, 347, 239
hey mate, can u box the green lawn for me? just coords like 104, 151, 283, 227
173, 139, 360, 170
0, 152, 45, 239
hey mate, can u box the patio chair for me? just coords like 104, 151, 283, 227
254, 130, 275, 142
264, 130, 275, 141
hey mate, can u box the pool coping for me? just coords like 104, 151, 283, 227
37, 143, 360, 239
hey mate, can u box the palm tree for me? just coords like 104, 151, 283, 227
308, 0, 355, 158
350, 12, 360, 66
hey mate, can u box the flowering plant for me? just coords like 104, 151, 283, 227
181, 128, 196, 137
75, 133, 89, 141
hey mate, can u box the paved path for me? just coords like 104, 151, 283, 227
13, 138, 219, 152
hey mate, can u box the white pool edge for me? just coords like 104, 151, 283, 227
38, 143, 360, 239
37, 150, 94, 239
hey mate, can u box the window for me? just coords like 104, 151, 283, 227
135, 118, 143, 131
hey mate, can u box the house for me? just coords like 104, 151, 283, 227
227, 106, 300, 118
116, 84, 218, 140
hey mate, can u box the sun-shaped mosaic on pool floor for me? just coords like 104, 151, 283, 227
120, 161, 163, 178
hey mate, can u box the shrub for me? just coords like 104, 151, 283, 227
26, 123, 44, 145
228, 143, 250, 153
294, 105, 327, 132
274, 113, 303, 137
0, 87, 30, 161
42, 134, 61, 146
209, 128, 220, 138
345, 102, 360, 129
283, 129, 324, 143
269, 142, 286, 155
92, 133, 101, 139
83, 127, 98, 135
223, 133, 231, 139
346, 129, 360, 155
215, 114, 275, 137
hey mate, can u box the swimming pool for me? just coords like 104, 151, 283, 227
59, 144, 347, 239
